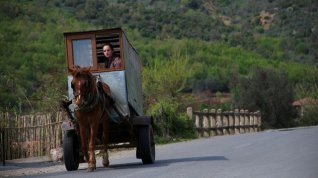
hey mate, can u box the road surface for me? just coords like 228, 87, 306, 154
1, 126, 317, 178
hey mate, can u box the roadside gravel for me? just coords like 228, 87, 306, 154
0, 148, 136, 177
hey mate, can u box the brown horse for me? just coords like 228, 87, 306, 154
69, 66, 112, 172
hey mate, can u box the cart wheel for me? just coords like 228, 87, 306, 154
63, 130, 79, 171
137, 125, 155, 164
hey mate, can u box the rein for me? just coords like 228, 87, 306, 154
74, 89, 100, 112
70, 70, 113, 122
72, 80, 111, 123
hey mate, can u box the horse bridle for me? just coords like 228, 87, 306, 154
72, 78, 100, 112
71, 76, 115, 124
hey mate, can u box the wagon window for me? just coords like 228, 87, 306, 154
96, 33, 121, 69
72, 39, 93, 67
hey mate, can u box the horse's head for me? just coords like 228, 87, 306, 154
69, 66, 96, 108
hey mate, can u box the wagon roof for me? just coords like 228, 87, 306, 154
64, 27, 123, 36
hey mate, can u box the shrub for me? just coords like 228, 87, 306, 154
297, 106, 318, 126
234, 66, 297, 128
149, 98, 195, 140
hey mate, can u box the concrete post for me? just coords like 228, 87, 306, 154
249, 112, 254, 132
203, 109, 209, 137
244, 110, 250, 133
216, 109, 223, 135
257, 111, 262, 131
222, 111, 229, 135
209, 109, 217, 136
239, 109, 245, 133
195, 112, 201, 137
187, 107, 193, 121
234, 109, 240, 134
253, 112, 258, 131
228, 111, 234, 134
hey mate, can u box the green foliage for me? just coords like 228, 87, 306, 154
41, 0, 318, 64
142, 41, 193, 101
254, 36, 285, 60
0, 0, 317, 135
46, 0, 317, 62
0, 0, 93, 112
297, 106, 318, 126
149, 97, 195, 140
293, 69, 318, 126
294, 69, 318, 99
233, 66, 297, 128
141, 42, 196, 139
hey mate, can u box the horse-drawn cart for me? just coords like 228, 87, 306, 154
61, 28, 155, 171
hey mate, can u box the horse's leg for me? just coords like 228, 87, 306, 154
78, 124, 89, 167
87, 121, 98, 172
102, 115, 110, 167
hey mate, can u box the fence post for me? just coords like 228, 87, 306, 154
194, 111, 200, 135
253, 112, 257, 131
222, 111, 229, 135
257, 111, 262, 131
187, 107, 193, 121
244, 110, 249, 133
1, 128, 5, 166
228, 111, 234, 134
203, 109, 209, 137
209, 109, 217, 136
239, 109, 245, 133
216, 109, 223, 135
249, 112, 254, 132
234, 109, 240, 134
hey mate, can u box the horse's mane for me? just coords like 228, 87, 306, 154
70, 65, 91, 77
70, 66, 96, 88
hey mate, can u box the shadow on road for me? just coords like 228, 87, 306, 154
0, 160, 63, 171
110, 155, 228, 169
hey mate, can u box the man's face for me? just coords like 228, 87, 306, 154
103, 45, 113, 58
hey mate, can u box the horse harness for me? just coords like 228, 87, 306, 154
72, 80, 114, 122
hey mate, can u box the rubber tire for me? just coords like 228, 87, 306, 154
138, 125, 155, 164
63, 130, 79, 171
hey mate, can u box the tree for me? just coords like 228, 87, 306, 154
294, 69, 318, 126
142, 46, 194, 138
234, 66, 296, 128
142, 45, 193, 102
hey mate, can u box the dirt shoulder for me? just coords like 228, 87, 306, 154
0, 148, 136, 177
0, 156, 65, 177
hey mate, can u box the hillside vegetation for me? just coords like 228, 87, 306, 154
0, 0, 317, 132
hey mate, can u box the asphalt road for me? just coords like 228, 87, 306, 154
3, 126, 318, 178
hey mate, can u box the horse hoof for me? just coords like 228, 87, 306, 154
102, 160, 109, 167
102, 153, 109, 167
102, 157, 109, 167
87, 166, 96, 172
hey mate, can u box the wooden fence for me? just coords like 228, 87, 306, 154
0, 112, 65, 160
187, 107, 262, 137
